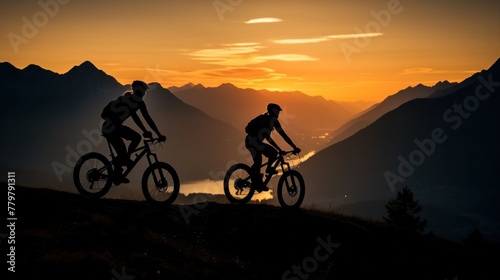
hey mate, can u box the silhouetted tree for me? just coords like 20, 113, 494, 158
461, 228, 491, 279
463, 228, 488, 251
383, 186, 427, 232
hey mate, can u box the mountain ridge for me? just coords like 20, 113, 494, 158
298, 56, 500, 242
327, 80, 458, 145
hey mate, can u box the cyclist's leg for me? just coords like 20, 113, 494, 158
103, 131, 128, 182
261, 144, 278, 174
111, 125, 140, 166
105, 132, 127, 167
102, 119, 124, 162
245, 135, 262, 176
102, 121, 130, 184
245, 135, 268, 191
120, 125, 141, 159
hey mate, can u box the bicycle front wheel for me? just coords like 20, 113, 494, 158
73, 152, 113, 198
223, 163, 255, 204
142, 162, 180, 205
277, 170, 305, 208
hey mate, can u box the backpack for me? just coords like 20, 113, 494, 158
101, 100, 119, 121
245, 114, 269, 135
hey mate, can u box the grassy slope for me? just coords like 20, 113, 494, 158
7, 184, 498, 280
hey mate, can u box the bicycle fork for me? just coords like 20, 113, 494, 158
281, 162, 297, 193
146, 153, 168, 187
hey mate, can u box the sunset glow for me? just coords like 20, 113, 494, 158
1, 0, 499, 102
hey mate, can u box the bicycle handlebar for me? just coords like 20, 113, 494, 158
280, 150, 299, 156
144, 137, 166, 144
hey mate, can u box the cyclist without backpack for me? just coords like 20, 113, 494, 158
244, 103, 301, 192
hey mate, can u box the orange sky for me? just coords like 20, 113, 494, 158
1, 0, 499, 102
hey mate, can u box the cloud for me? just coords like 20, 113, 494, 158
245, 17, 282, 24
188, 45, 262, 66
274, 38, 330, 44
202, 67, 279, 79
188, 44, 316, 66
190, 47, 259, 59
274, 33, 383, 44
222, 42, 261, 47
257, 54, 317, 62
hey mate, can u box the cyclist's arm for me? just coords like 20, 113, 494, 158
274, 120, 298, 149
265, 135, 282, 152
131, 112, 148, 133
139, 102, 162, 136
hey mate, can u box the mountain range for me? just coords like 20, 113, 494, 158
297, 57, 500, 242
170, 83, 372, 153
0, 61, 372, 190
327, 81, 458, 145
1, 57, 499, 243
0, 61, 249, 197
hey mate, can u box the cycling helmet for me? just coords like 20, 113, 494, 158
132, 80, 150, 90
267, 103, 282, 115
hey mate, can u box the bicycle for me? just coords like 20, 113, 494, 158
73, 137, 180, 205
223, 151, 305, 208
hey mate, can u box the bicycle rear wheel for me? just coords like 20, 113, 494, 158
223, 163, 255, 204
142, 162, 180, 205
277, 170, 305, 208
73, 152, 113, 198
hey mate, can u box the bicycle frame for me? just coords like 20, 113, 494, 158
106, 138, 161, 178
261, 154, 291, 186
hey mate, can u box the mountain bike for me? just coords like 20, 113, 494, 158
73, 137, 180, 205
223, 151, 305, 208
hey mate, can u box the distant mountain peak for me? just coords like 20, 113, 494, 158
22, 64, 58, 77
0, 61, 15, 68
78, 60, 98, 71
0, 62, 18, 73
218, 83, 238, 89
435, 80, 450, 86
148, 82, 163, 89
65, 61, 99, 75
167, 82, 205, 93
62, 60, 121, 87
23, 64, 43, 71
181, 82, 206, 89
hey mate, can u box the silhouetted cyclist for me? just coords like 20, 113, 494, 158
101, 80, 166, 184
244, 103, 301, 191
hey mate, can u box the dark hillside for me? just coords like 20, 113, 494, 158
5, 184, 499, 280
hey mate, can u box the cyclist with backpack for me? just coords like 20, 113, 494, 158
244, 103, 301, 192
100, 80, 166, 184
